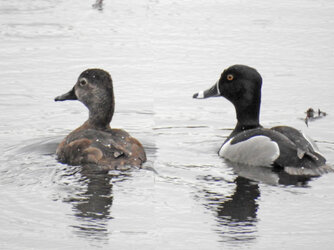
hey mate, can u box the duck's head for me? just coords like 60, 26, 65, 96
193, 65, 263, 126
193, 65, 262, 104
55, 69, 115, 128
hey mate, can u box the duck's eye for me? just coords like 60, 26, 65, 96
227, 74, 234, 81
79, 78, 88, 86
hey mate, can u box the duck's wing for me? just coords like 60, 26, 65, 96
85, 129, 146, 166
270, 126, 331, 175
108, 129, 146, 162
57, 129, 140, 166
271, 126, 325, 161
56, 130, 122, 165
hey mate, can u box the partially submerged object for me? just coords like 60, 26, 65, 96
305, 108, 327, 127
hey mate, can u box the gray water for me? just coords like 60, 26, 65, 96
1, 0, 334, 249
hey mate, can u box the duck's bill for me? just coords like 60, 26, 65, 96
54, 88, 77, 101
193, 81, 220, 99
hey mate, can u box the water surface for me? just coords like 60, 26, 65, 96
1, 0, 334, 249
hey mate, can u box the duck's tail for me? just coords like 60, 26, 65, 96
284, 164, 334, 176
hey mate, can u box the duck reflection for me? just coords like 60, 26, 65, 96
206, 176, 259, 243
62, 166, 125, 241
17, 136, 114, 241
74, 170, 113, 240
58, 138, 155, 241
217, 176, 259, 223
226, 161, 313, 186
203, 161, 313, 243
71, 168, 113, 237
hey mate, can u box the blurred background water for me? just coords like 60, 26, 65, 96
0, 0, 334, 249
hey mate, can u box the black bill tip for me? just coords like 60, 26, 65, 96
54, 88, 77, 102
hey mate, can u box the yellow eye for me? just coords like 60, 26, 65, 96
227, 74, 234, 81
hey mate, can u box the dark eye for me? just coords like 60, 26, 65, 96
79, 78, 88, 86
227, 74, 234, 81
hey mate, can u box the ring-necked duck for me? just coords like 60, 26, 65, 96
193, 65, 331, 176
55, 69, 146, 170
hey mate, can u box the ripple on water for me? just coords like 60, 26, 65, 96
1, 0, 334, 248
0, 139, 131, 248
0, 23, 74, 39
0, 151, 75, 248
0, 0, 58, 14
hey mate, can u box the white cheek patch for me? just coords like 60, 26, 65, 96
196, 91, 204, 99
219, 135, 280, 166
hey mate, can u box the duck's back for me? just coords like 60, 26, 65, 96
56, 128, 146, 169
270, 126, 329, 175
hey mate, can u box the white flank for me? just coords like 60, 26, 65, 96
219, 135, 280, 166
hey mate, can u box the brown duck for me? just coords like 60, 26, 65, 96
55, 69, 146, 170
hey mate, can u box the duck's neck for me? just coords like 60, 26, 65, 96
86, 98, 115, 130
232, 101, 261, 136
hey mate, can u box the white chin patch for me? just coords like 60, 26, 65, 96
219, 135, 280, 166
196, 91, 204, 99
